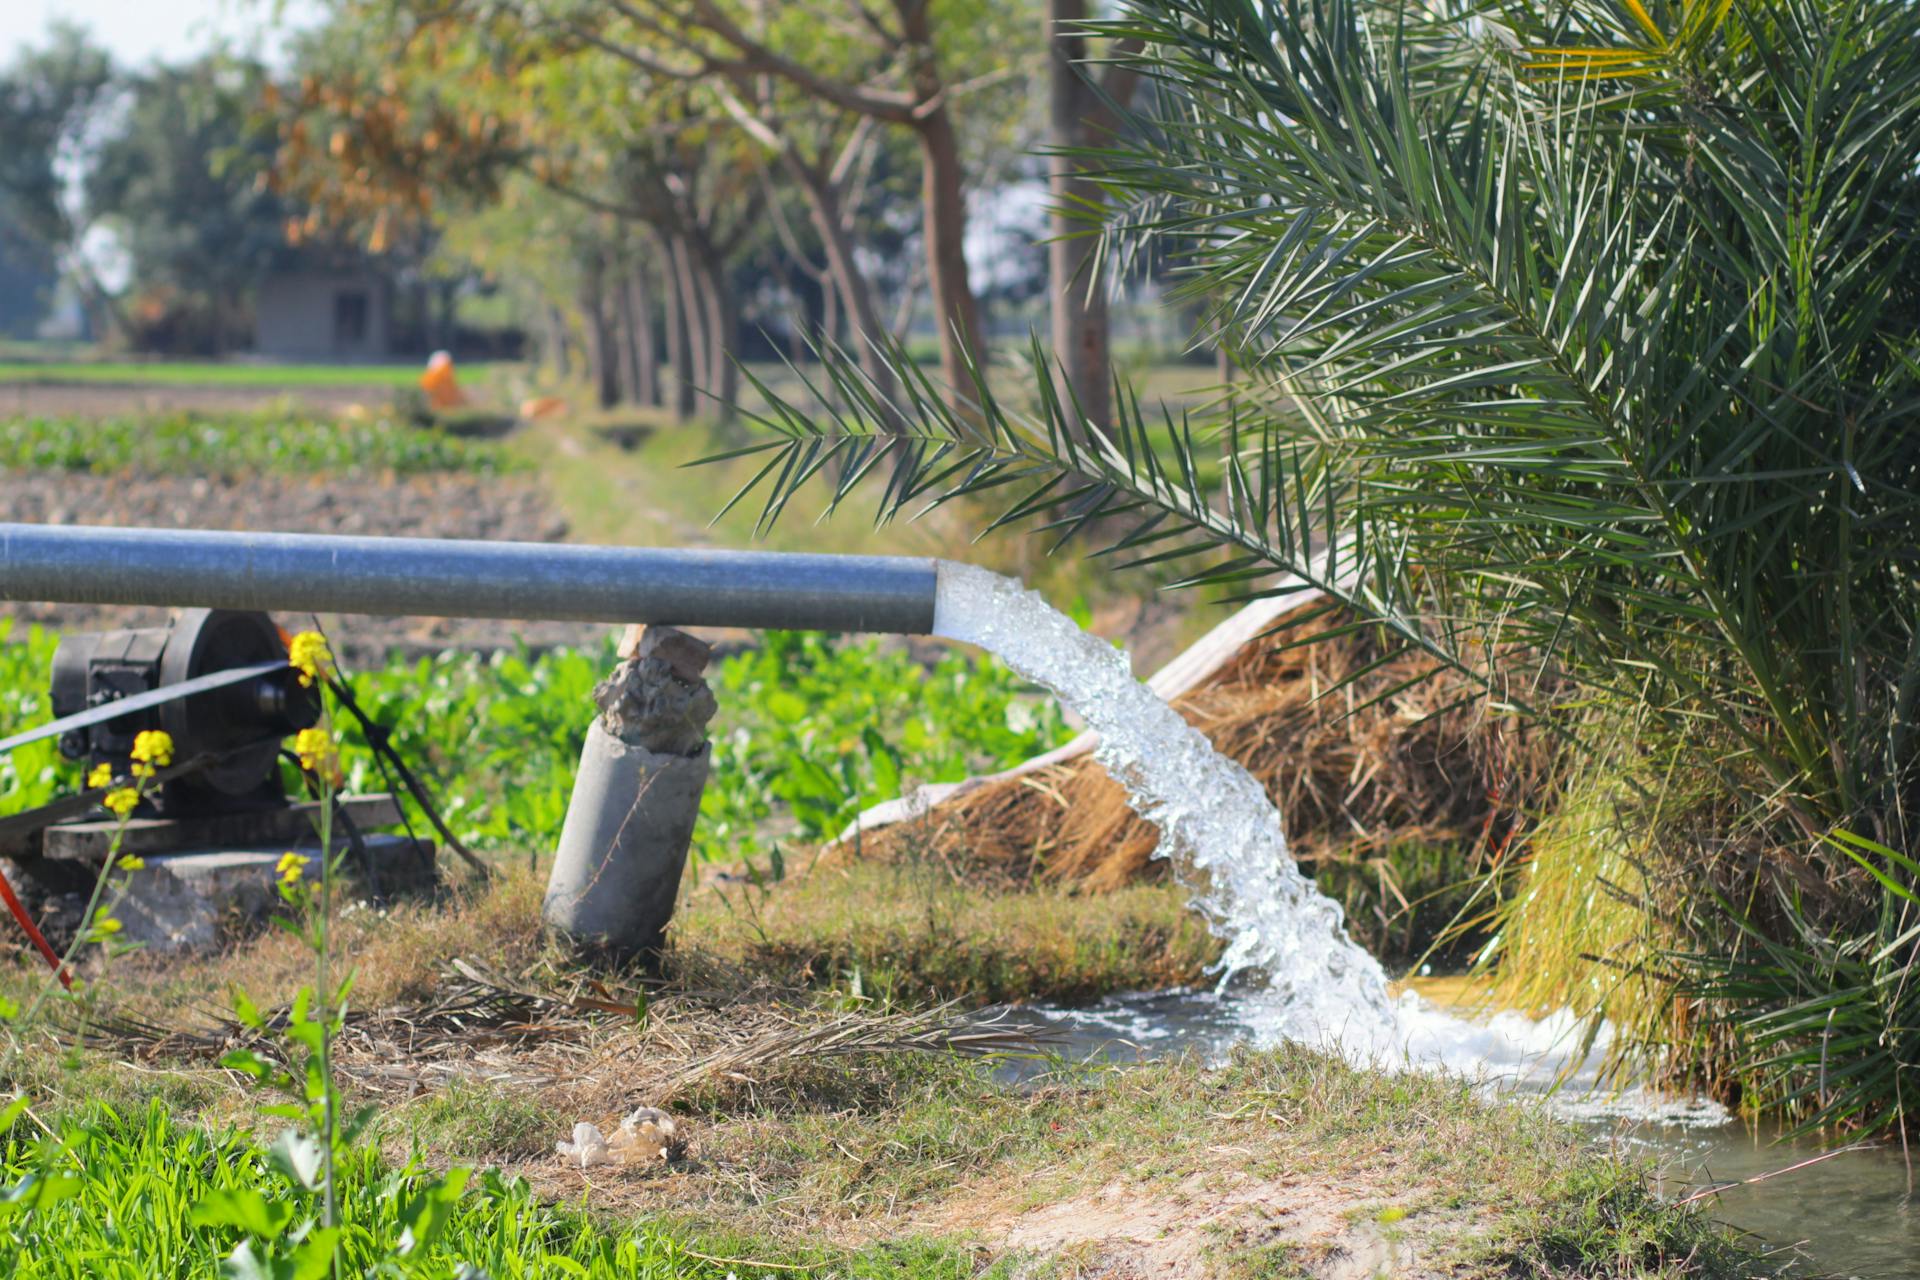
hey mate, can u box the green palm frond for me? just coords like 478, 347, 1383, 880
706, 0, 1920, 1125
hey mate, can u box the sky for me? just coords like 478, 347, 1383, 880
0, 0, 322, 70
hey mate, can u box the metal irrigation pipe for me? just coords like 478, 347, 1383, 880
0, 523, 940, 635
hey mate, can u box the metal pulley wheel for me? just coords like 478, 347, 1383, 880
35, 608, 321, 815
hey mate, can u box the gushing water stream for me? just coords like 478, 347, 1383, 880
932, 564, 1711, 1096
933, 561, 1398, 1046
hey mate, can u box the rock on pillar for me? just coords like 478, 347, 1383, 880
543, 625, 716, 962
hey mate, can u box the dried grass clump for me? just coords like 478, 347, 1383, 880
867, 604, 1558, 895
78, 957, 1048, 1124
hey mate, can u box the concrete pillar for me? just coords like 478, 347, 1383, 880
543, 625, 716, 962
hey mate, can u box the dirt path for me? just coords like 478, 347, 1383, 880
914, 1164, 1470, 1279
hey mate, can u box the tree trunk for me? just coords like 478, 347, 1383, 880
437, 279, 459, 355
628, 266, 660, 407
913, 108, 986, 399
546, 306, 573, 379
1049, 0, 1135, 439
783, 154, 899, 414
614, 266, 642, 403
652, 231, 694, 420
691, 239, 739, 429
667, 234, 708, 419
821, 264, 840, 346
579, 257, 620, 410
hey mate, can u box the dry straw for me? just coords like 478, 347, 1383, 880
855, 603, 1557, 902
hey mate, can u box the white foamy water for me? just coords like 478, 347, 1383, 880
934, 562, 1397, 1043
934, 563, 1725, 1123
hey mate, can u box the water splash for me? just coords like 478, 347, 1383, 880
933, 561, 1396, 1045
934, 562, 1725, 1121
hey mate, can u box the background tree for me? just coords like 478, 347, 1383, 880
562, 0, 1032, 397
86, 58, 293, 354
0, 25, 117, 341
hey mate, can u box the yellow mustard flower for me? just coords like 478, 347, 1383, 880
276, 852, 310, 885
130, 729, 174, 779
117, 855, 146, 872
103, 788, 139, 818
91, 916, 121, 936
288, 631, 333, 688
86, 763, 114, 789
131, 729, 173, 768
293, 726, 341, 782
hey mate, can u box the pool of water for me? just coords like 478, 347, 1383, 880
1005, 987, 1917, 1279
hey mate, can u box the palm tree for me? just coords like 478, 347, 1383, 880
721, 0, 1920, 1134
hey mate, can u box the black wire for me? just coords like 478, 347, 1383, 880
297, 615, 489, 882
322, 670, 492, 880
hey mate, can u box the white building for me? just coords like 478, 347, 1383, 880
253, 270, 393, 361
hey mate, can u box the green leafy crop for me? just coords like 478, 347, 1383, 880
0, 626, 1069, 870
0, 410, 513, 477
329, 631, 1069, 866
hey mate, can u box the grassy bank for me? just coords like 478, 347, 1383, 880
4, 1054, 1755, 1279
676, 860, 1222, 1004
0, 866, 1757, 1278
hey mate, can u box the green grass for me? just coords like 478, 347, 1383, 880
0, 410, 515, 477
673, 860, 1222, 1004
0, 361, 440, 388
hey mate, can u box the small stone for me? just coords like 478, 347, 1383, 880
556, 1109, 683, 1168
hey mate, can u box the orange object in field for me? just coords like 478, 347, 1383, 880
420, 350, 466, 409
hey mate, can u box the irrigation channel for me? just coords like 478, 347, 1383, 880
933, 563, 1919, 1279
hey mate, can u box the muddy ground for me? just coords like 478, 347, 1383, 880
0, 469, 614, 663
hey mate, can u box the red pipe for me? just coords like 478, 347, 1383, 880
0, 862, 70, 989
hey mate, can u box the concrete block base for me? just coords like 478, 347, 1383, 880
3, 833, 436, 953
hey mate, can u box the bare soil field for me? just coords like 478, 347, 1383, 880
1, 380, 381, 419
